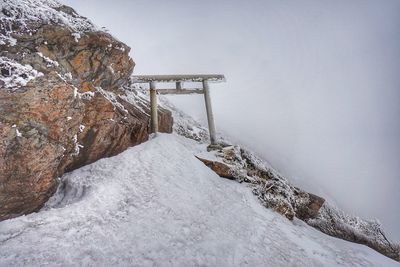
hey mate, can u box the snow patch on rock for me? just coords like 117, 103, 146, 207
0, 0, 98, 46
37, 52, 59, 67
96, 86, 128, 113
0, 56, 43, 89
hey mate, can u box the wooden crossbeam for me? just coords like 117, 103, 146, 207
156, 88, 204, 95
131, 74, 225, 83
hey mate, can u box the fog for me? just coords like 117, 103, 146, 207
61, 0, 400, 240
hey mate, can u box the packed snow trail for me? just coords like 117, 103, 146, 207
0, 134, 397, 266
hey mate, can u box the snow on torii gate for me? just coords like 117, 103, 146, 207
131, 74, 226, 145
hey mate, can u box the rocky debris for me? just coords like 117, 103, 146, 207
308, 204, 400, 262
196, 145, 325, 221
193, 141, 399, 261
233, 147, 399, 262
0, 0, 173, 220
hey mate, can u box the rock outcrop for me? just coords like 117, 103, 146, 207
195, 144, 398, 261
0, 0, 172, 220
308, 204, 400, 262
196, 145, 325, 221
195, 156, 235, 179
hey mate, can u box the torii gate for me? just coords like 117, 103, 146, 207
131, 74, 226, 145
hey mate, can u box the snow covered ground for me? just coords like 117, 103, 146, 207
0, 134, 398, 266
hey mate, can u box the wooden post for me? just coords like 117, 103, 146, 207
150, 81, 158, 133
176, 81, 182, 90
202, 79, 217, 145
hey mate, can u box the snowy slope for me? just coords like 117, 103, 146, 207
0, 134, 397, 266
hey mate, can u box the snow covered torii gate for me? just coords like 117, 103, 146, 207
131, 74, 226, 145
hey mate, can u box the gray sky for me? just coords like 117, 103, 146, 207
61, 0, 400, 240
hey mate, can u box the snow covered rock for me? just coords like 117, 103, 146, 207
196, 145, 325, 221
195, 155, 235, 179
0, 0, 172, 221
308, 204, 400, 261
193, 141, 399, 261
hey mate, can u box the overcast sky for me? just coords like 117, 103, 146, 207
61, 0, 400, 240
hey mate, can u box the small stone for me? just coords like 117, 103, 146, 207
206, 144, 223, 152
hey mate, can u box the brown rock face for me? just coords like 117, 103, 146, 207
195, 156, 235, 179
0, 3, 172, 220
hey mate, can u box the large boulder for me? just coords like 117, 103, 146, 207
0, 0, 172, 220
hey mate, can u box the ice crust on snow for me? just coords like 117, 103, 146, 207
0, 134, 397, 266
